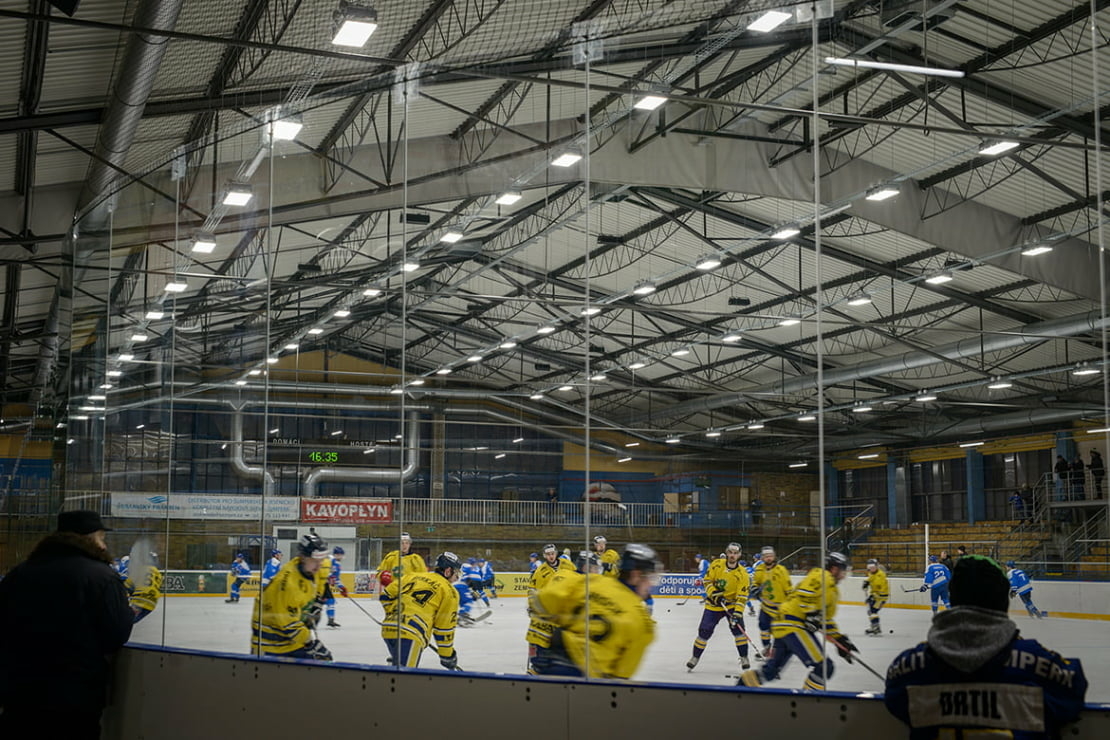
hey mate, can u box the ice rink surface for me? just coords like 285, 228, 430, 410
133, 595, 1110, 703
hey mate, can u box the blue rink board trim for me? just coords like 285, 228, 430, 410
123, 642, 1110, 713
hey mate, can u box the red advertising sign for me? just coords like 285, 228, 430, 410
300, 498, 393, 523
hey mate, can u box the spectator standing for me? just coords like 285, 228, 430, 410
1054, 455, 1069, 500
885, 555, 1086, 738
938, 550, 954, 572
1008, 491, 1027, 521
1070, 455, 1086, 499
1089, 450, 1105, 498
0, 510, 133, 738
749, 496, 762, 526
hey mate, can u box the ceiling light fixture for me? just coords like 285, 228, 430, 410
307, 327, 324, 335
558, 385, 574, 392
789, 462, 808, 469
145, 310, 164, 320
401, 260, 420, 272
107, 370, 123, 378
978, 140, 1020, 156
797, 414, 816, 421
235, 379, 248, 386
331, 2, 378, 47
512, 437, 525, 443
628, 361, 647, 370
852, 403, 873, 413
269, 112, 303, 141
632, 281, 657, 296
130, 333, 149, 342
363, 287, 382, 297
222, 182, 253, 206
467, 354, 484, 363
915, 392, 938, 402
1021, 245, 1053, 256
695, 254, 722, 271
925, 271, 954, 285
590, 374, 606, 382
164, 280, 187, 293
537, 324, 557, 335
118, 353, 134, 362
334, 309, 351, 318
748, 422, 765, 430
1073, 364, 1101, 376
825, 56, 965, 78
499, 339, 518, 350
705, 430, 722, 438
580, 306, 601, 316
408, 378, 425, 386
266, 357, 279, 364
748, 9, 792, 32
772, 227, 800, 240
529, 392, 545, 400
625, 442, 640, 448
248, 369, 262, 376
495, 453, 506, 459
959, 441, 985, 448
722, 331, 742, 343
618, 456, 633, 463
846, 293, 872, 306
284, 343, 299, 350
1087, 427, 1110, 434
778, 317, 800, 326
865, 186, 900, 202
858, 453, 880, 459
665, 436, 681, 444
495, 191, 523, 206
191, 234, 217, 253
436, 368, 453, 375
440, 231, 464, 243
550, 151, 583, 167
671, 348, 691, 357
987, 379, 1013, 389
633, 93, 667, 111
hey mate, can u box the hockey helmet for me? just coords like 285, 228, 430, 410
271, 549, 282, 557
593, 535, 607, 544
866, 558, 879, 570
332, 546, 345, 555
467, 557, 477, 565
695, 553, 703, 560
542, 543, 557, 555
929, 554, 939, 563
760, 546, 775, 557
399, 532, 412, 542
619, 543, 661, 574
298, 533, 330, 559
529, 552, 539, 559
725, 542, 741, 555
1005, 560, 1016, 568
826, 551, 849, 570
435, 551, 463, 574
739, 559, 748, 567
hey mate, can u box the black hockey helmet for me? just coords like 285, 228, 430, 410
826, 551, 850, 570
298, 533, 329, 559
435, 551, 462, 574
619, 543, 661, 574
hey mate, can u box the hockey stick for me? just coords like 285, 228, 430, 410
902, 585, 925, 593
339, 590, 386, 626
824, 634, 885, 682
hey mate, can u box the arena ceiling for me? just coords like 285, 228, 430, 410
1, 0, 1109, 463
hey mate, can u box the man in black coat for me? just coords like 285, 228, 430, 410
0, 510, 134, 738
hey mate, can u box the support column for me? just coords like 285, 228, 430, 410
966, 449, 984, 524
888, 457, 903, 528
824, 462, 839, 530
430, 412, 445, 499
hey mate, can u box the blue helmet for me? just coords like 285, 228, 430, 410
929, 555, 939, 563
1005, 560, 1016, 568
270, 549, 282, 557
333, 546, 345, 555
695, 553, 703, 560
467, 557, 477, 564
529, 552, 539, 558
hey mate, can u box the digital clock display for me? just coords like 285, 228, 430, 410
307, 451, 340, 463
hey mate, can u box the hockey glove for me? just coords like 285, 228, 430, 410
861, 581, 869, 592
336, 582, 349, 598
601, 562, 614, 573
706, 593, 726, 608
440, 650, 459, 671
304, 599, 324, 629
919, 584, 928, 593
694, 578, 703, 588
804, 613, 823, 633
303, 639, 333, 662
1009, 589, 1017, 600
835, 635, 858, 663
748, 585, 762, 601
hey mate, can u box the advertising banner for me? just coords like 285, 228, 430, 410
300, 498, 393, 523
110, 493, 300, 521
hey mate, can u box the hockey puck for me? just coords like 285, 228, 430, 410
889, 630, 894, 634
666, 609, 671, 613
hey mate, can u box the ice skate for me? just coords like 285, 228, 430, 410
458, 613, 477, 628
685, 655, 699, 671
327, 619, 341, 628
865, 625, 881, 635
739, 655, 751, 670
753, 649, 765, 662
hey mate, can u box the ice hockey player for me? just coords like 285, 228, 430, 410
525, 544, 577, 673
528, 552, 539, 572
694, 553, 709, 592
863, 558, 890, 635
592, 535, 621, 577
1005, 560, 1047, 618
261, 549, 282, 589
376, 532, 427, 591
530, 544, 659, 679
250, 534, 333, 661
226, 551, 251, 603
454, 579, 482, 627
751, 545, 792, 660
739, 552, 857, 692
325, 546, 345, 627
478, 557, 497, 598
743, 559, 758, 615
885, 555, 1086, 738
686, 542, 753, 672
463, 557, 491, 607
921, 555, 952, 613
127, 553, 164, 623
380, 551, 462, 669
116, 554, 130, 580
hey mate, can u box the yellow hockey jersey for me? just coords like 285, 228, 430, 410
377, 550, 428, 579
704, 558, 750, 611
532, 571, 655, 679
753, 561, 793, 617
526, 557, 576, 648
865, 568, 889, 601
380, 571, 459, 658
775, 567, 843, 639
127, 566, 163, 612
250, 558, 321, 655
598, 548, 621, 578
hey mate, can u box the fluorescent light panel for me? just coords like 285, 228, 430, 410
633, 94, 667, 111
748, 10, 792, 32
866, 187, 900, 202
925, 272, 954, 285
270, 117, 303, 141
789, 462, 808, 468
847, 294, 872, 306
550, 152, 582, 167
222, 183, 253, 206
1021, 245, 1052, 256
772, 227, 800, 239
825, 56, 965, 78
495, 191, 523, 206
979, 140, 1020, 156
959, 441, 985, 448
695, 255, 722, 270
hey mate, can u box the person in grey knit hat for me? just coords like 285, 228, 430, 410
884, 555, 1087, 739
